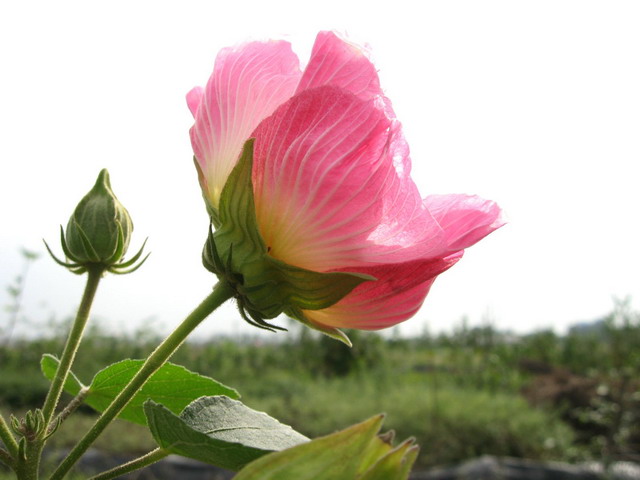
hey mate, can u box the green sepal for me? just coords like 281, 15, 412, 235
286, 306, 353, 347
205, 139, 374, 333
17, 438, 26, 462
109, 238, 151, 274
116, 237, 148, 268
44, 235, 81, 271
71, 220, 102, 263
194, 156, 220, 228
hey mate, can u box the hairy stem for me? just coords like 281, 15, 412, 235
42, 267, 104, 425
18, 266, 104, 480
49, 387, 90, 435
49, 281, 234, 480
88, 448, 168, 480
0, 446, 16, 470
0, 413, 18, 458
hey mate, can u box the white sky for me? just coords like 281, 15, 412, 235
1, 1, 639, 340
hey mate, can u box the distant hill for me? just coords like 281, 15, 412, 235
568, 318, 607, 335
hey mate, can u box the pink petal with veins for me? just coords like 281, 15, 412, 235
189, 40, 301, 207
251, 86, 392, 271
252, 86, 451, 271
425, 194, 505, 251
186, 87, 203, 117
297, 31, 383, 101
302, 253, 463, 330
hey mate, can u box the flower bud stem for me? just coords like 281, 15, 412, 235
88, 448, 168, 480
42, 266, 104, 426
14, 266, 106, 480
49, 280, 235, 480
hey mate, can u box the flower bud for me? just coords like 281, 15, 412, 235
65, 169, 132, 265
45, 169, 148, 274
10, 409, 48, 441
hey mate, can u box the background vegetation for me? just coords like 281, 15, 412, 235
1, 297, 639, 471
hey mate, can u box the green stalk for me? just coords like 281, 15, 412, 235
49, 281, 234, 480
88, 448, 168, 480
17, 440, 41, 480
15, 266, 104, 480
42, 266, 104, 425
0, 413, 18, 458
0, 446, 16, 471
49, 388, 90, 435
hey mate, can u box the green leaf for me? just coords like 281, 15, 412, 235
41, 356, 239, 425
234, 416, 418, 480
144, 396, 308, 471
234, 415, 384, 480
41, 354, 85, 395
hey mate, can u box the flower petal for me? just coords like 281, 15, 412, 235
252, 85, 449, 271
189, 40, 302, 208
425, 194, 505, 251
302, 253, 463, 330
297, 31, 383, 101
252, 86, 395, 271
186, 86, 203, 117
356, 121, 449, 264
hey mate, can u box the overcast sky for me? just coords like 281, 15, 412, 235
1, 1, 639, 340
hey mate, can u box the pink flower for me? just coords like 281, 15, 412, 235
188, 32, 503, 331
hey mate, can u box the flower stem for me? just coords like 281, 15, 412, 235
41, 266, 104, 426
0, 446, 16, 471
49, 281, 234, 480
88, 448, 168, 480
16, 266, 104, 480
49, 387, 90, 435
0, 413, 18, 458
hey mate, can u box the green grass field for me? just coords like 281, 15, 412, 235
1, 303, 638, 476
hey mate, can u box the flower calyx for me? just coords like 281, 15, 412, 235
44, 169, 149, 275
202, 139, 373, 339
203, 230, 284, 332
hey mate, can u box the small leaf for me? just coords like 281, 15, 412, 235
41, 354, 85, 395
145, 396, 308, 471
234, 415, 384, 480
41, 357, 238, 425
